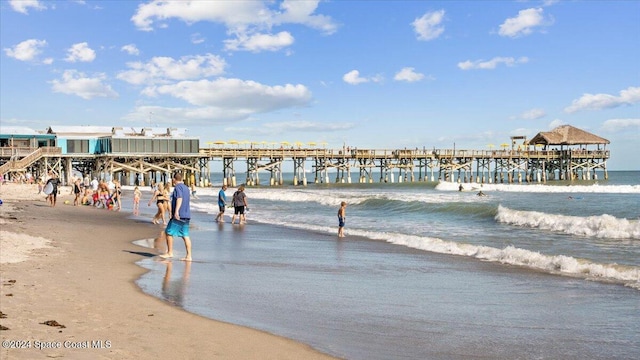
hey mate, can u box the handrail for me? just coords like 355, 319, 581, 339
0, 147, 61, 174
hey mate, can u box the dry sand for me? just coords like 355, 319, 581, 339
0, 183, 336, 359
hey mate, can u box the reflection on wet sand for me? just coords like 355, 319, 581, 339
160, 259, 191, 307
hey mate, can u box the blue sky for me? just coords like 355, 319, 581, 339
1, 0, 638, 170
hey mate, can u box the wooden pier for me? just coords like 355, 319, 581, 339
198, 146, 610, 187
0, 125, 610, 187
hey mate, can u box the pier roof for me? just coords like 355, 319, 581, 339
47, 126, 113, 137
528, 125, 609, 146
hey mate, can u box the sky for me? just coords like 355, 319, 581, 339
1, 0, 639, 170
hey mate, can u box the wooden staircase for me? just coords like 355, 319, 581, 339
0, 147, 61, 175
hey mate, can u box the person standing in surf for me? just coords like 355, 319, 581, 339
160, 173, 192, 261
231, 185, 248, 225
215, 185, 227, 223
338, 201, 347, 237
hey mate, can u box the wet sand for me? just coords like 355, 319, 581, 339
0, 183, 336, 359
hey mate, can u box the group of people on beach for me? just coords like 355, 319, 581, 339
214, 185, 249, 225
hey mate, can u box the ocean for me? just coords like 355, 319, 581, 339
131, 170, 640, 359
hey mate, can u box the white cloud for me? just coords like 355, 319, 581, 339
117, 54, 227, 85
147, 78, 312, 112
499, 8, 548, 38
343, 70, 368, 85
274, 0, 338, 34
65, 42, 96, 63
131, 0, 336, 52
9, 0, 46, 14
224, 31, 294, 52
520, 108, 546, 120
548, 119, 565, 129
564, 86, 640, 113
412, 10, 445, 41
394, 67, 425, 82
458, 56, 529, 70
342, 70, 382, 85
600, 118, 640, 133
50, 70, 118, 100
4, 39, 47, 62
123, 79, 313, 125
121, 44, 140, 56
191, 33, 205, 44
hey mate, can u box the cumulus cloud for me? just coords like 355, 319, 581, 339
394, 67, 426, 82
343, 70, 367, 85
343, 70, 382, 85
224, 31, 294, 52
4, 39, 47, 62
121, 44, 140, 56
117, 54, 227, 85
65, 42, 96, 63
123, 79, 313, 125
131, 1, 336, 52
412, 10, 445, 41
146, 78, 312, 111
9, 0, 46, 14
499, 8, 550, 38
564, 86, 640, 113
458, 56, 529, 70
50, 70, 118, 100
520, 108, 546, 120
600, 118, 640, 133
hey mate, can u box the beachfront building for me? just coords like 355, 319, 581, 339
0, 126, 201, 186
0, 126, 59, 182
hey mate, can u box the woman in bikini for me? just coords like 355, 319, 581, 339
148, 183, 167, 224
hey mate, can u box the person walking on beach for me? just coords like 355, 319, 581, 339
46, 174, 60, 207
73, 178, 82, 206
338, 201, 347, 237
160, 173, 192, 261
149, 183, 168, 224
215, 185, 227, 223
133, 186, 142, 215
231, 185, 248, 225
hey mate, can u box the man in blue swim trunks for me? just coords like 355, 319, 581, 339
160, 172, 192, 261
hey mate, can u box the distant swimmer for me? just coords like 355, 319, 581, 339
459, 184, 463, 192
477, 191, 487, 196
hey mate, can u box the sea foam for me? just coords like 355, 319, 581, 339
495, 205, 640, 239
436, 181, 640, 194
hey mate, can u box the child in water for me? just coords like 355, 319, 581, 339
338, 201, 347, 238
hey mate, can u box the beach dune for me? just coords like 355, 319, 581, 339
0, 183, 335, 359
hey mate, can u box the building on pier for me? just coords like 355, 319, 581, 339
0, 126, 201, 186
527, 125, 609, 181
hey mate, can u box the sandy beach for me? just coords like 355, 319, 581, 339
0, 183, 335, 360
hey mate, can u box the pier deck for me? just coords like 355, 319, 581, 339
0, 145, 609, 186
